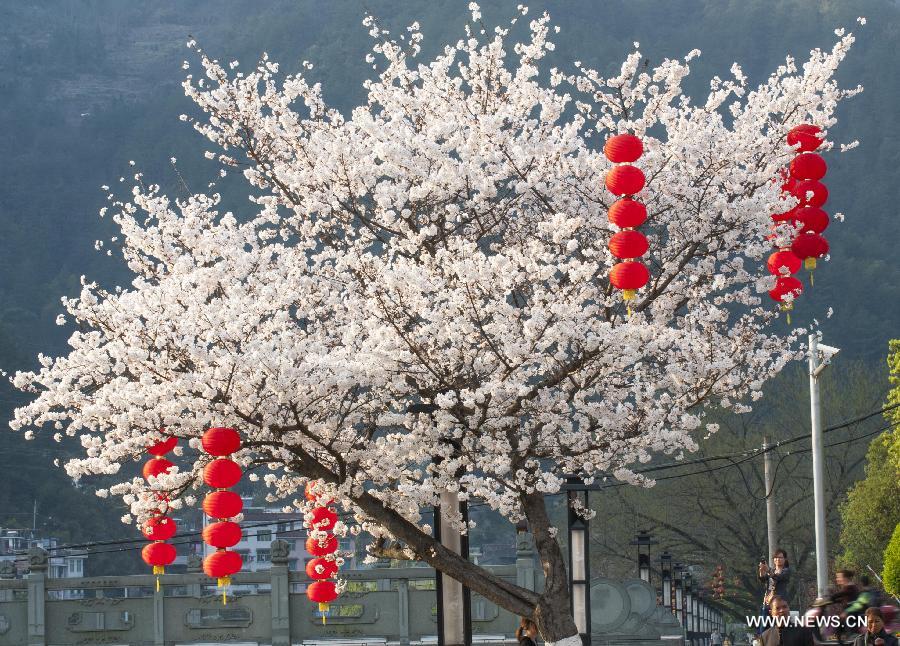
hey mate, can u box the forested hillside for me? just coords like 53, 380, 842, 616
1, 1, 897, 577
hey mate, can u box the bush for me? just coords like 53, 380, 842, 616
883, 523, 900, 597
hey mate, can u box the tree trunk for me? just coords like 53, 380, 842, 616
522, 491, 582, 645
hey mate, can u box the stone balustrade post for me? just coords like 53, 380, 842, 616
26, 547, 47, 646
270, 539, 291, 646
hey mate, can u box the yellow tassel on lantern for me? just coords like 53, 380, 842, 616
153, 565, 164, 591
804, 257, 817, 270
622, 289, 637, 300
218, 576, 231, 605
781, 302, 794, 325
319, 602, 330, 625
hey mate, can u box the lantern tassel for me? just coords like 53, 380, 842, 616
809, 271, 814, 287
218, 576, 231, 605
319, 602, 329, 625
153, 565, 164, 592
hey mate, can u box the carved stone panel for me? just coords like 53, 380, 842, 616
185, 606, 253, 629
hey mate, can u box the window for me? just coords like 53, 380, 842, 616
276, 521, 288, 533
288, 559, 298, 571
257, 549, 271, 563
256, 529, 272, 542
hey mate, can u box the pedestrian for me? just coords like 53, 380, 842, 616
711, 628, 724, 646
853, 607, 898, 646
760, 597, 814, 646
757, 548, 791, 633
516, 617, 539, 646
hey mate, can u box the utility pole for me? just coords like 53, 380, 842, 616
763, 437, 778, 561
808, 333, 840, 598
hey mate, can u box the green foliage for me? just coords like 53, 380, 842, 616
837, 428, 900, 573
883, 522, 900, 597
887, 340, 900, 471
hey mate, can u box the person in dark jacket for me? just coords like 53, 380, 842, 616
516, 617, 539, 646
760, 597, 814, 646
759, 549, 792, 604
853, 607, 898, 646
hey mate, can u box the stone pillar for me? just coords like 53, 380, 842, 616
270, 540, 291, 646
398, 578, 410, 645
515, 531, 536, 591
186, 553, 203, 598
153, 579, 165, 646
26, 548, 47, 646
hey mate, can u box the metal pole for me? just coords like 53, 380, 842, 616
436, 491, 466, 646
808, 333, 828, 598
567, 487, 589, 645
763, 436, 778, 561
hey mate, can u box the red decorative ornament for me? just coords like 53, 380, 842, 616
142, 542, 176, 574
202, 521, 242, 549
771, 205, 798, 223
203, 458, 242, 489
791, 232, 829, 270
609, 261, 650, 301
146, 435, 177, 456
306, 557, 339, 580
789, 179, 828, 207
306, 534, 338, 557
794, 206, 829, 235
787, 124, 823, 152
608, 230, 649, 259
789, 152, 827, 181
305, 481, 334, 505
201, 427, 242, 457
141, 516, 177, 542
309, 507, 338, 531
603, 134, 643, 163
605, 165, 646, 196
203, 549, 243, 583
143, 457, 174, 481
607, 198, 648, 228
202, 490, 244, 519
768, 276, 803, 304
767, 250, 801, 276
307, 580, 339, 623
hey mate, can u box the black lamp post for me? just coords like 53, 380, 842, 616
660, 551, 672, 611
630, 530, 657, 583
684, 571, 694, 635
673, 563, 684, 618
566, 484, 591, 646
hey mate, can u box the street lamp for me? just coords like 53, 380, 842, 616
809, 333, 840, 598
684, 571, 694, 633
630, 530, 657, 583
567, 486, 591, 645
674, 563, 684, 619
660, 552, 672, 611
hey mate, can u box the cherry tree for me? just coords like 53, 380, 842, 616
10, 7, 862, 644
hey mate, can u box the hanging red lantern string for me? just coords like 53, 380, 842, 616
200, 427, 243, 604
141, 434, 177, 591
304, 479, 341, 624
604, 133, 650, 308
767, 123, 831, 315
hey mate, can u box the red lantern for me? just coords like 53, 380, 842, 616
787, 124, 823, 152
608, 198, 647, 228
309, 507, 338, 531
791, 232, 829, 270
143, 457, 174, 481
767, 250, 801, 276
306, 557, 339, 580
141, 516, 177, 542
608, 230, 649, 259
604, 134, 643, 163
794, 206, 829, 234
307, 580, 339, 622
142, 541, 176, 574
789, 153, 827, 181
202, 427, 241, 457
771, 205, 798, 223
605, 165, 646, 196
306, 534, 339, 557
203, 458, 242, 489
609, 261, 650, 300
203, 490, 244, 519
202, 521, 242, 549
768, 276, 803, 303
146, 436, 177, 456
203, 549, 242, 582
789, 179, 828, 207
